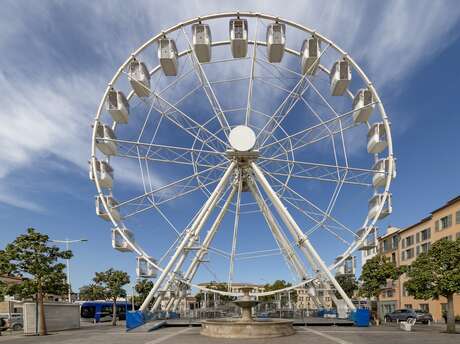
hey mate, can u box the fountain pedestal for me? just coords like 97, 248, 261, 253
200, 286, 295, 338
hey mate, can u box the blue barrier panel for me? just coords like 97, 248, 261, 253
353, 309, 370, 327
126, 310, 145, 330
168, 312, 180, 319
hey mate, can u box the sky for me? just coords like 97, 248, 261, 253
0, 0, 460, 293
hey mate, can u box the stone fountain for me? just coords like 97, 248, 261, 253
201, 286, 295, 338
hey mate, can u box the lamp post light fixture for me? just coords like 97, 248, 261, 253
50, 238, 88, 302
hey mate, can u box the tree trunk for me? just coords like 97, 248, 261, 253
112, 298, 117, 326
446, 293, 456, 334
375, 296, 381, 326
38, 290, 47, 336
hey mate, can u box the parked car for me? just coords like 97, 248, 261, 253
384, 309, 433, 324
0, 313, 23, 331
0, 317, 7, 333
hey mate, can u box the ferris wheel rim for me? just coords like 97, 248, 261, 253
90, 11, 394, 298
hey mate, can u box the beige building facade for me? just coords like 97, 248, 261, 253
377, 196, 460, 322
295, 286, 333, 310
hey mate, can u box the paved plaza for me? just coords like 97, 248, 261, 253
0, 324, 458, 344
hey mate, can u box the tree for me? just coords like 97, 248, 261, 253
335, 274, 358, 299
134, 279, 154, 306
93, 269, 130, 326
359, 254, 402, 324
260, 280, 297, 305
0, 228, 72, 335
195, 281, 234, 307
405, 238, 460, 333
79, 284, 106, 301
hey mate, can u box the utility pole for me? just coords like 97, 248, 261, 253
50, 238, 88, 302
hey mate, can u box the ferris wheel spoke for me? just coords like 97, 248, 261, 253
245, 17, 259, 126
282, 197, 351, 246
181, 27, 231, 138
112, 138, 227, 166
249, 178, 313, 279
117, 152, 225, 169
260, 168, 357, 238
151, 92, 228, 152
258, 157, 374, 186
114, 161, 229, 211
228, 170, 243, 291
260, 103, 368, 159
256, 43, 331, 147
299, 72, 351, 170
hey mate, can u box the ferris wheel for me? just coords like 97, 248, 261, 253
90, 12, 395, 313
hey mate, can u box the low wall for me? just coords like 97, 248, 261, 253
23, 303, 80, 335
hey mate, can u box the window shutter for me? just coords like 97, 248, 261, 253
416, 232, 420, 243
402, 239, 405, 248
435, 220, 439, 231
456, 211, 460, 224
447, 214, 452, 227
416, 246, 420, 256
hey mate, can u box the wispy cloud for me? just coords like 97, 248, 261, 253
0, 0, 459, 211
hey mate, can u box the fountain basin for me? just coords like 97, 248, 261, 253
201, 318, 295, 338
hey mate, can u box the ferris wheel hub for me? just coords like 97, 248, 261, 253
228, 125, 256, 152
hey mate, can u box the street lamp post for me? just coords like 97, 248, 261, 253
50, 238, 88, 302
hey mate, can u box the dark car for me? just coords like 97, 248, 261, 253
384, 309, 433, 324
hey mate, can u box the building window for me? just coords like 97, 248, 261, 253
392, 236, 399, 250
456, 232, 460, 240
402, 248, 414, 260
456, 211, 460, 225
404, 304, 413, 309
420, 242, 430, 254
437, 215, 452, 231
420, 228, 431, 241
386, 290, 394, 298
383, 239, 390, 252
404, 235, 414, 247
419, 304, 429, 313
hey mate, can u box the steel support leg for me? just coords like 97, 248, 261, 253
248, 179, 324, 308
140, 162, 236, 311
167, 185, 237, 311
248, 181, 321, 306
251, 162, 356, 311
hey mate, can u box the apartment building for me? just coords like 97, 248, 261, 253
377, 196, 460, 321
296, 286, 333, 310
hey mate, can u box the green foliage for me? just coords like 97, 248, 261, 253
93, 268, 130, 325
93, 268, 130, 300
0, 228, 72, 335
405, 238, 460, 333
79, 284, 106, 301
195, 281, 234, 305
335, 274, 358, 298
359, 254, 402, 299
0, 228, 72, 299
260, 280, 297, 303
405, 238, 460, 299
134, 279, 154, 305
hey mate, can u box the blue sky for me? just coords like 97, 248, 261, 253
1, 0, 460, 293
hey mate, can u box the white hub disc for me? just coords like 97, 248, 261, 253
229, 125, 256, 152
